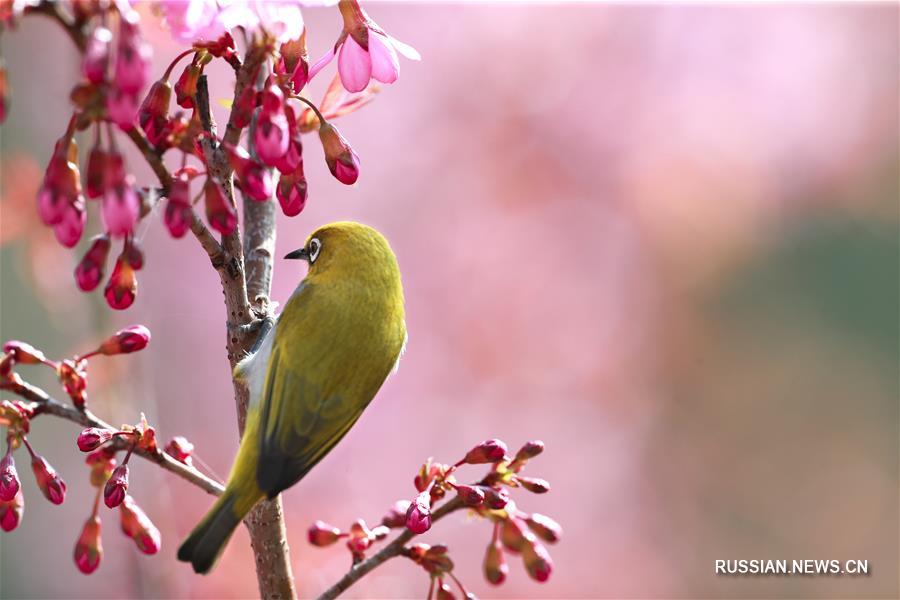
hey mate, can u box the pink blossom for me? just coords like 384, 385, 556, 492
114, 16, 151, 95
83, 26, 112, 84
160, 0, 323, 45
310, 2, 420, 93
53, 201, 86, 248
102, 181, 140, 237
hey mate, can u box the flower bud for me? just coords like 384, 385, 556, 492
0, 449, 20, 501
104, 253, 137, 310
275, 106, 303, 174
481, 486, 509, 510
2, 340, 46, 364
255, 84, 290, 167
138, 79, 172, 146
103, 464, 128, 508
227, 145, 273, 202
175, 63, 201, 109
74, 234, 111, 292
164, 436, 193, 465
114, 18, 151, 95
347, 518, 373, 555
522, 538, 553, 582
281, 34, 309, 92
119, 496, 160, 554
164, 175, 193, 238
54, 201, 86, 248
98, 324, 151, 356
319, 122, 360, 185
106, 88, 139, 130
85, 145, 108, 199
74, 515, 102, 574
57, 359, 88, 407
484, 537, 508, 585
0, 489, 24, 531
86, 448, 116, 488
276, 161, 307, 217
38, 136, 84, 227
455, 484, 485, 506
462, 439, 507, 465
514, 440, 544, 462
204, 178, 237, 235
517, 476, 550, 494
381, 499, 411, 528
231, 78, 258, 130
102, 180, 140, 237
83, 26, 112, 84
77, 428, 114, 452
31, 453, 67, 504
525, 513, 562, 543
500, 517, 530, 553
307, 520, 342, 546
405, 490, 432, 534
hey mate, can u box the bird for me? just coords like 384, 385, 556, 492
177, 221, 407, 574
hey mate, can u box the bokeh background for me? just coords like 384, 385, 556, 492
1, 3, 898, 599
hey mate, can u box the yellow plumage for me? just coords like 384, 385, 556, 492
178, 222, 406, 574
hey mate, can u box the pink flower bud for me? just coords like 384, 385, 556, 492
462, 439, 508, 465
119, 496, 160, 554
31, 453, 67, 505
164, 175, 193, 238
500, 517, 530, 553
114, 18, 151, 95
318, 122, 359, 185
231, 78, 258, 130
106, 88, 139, 130
381, 499, 411, 528
482, 486, 509, 510
522, 538, 553, 582
347, 519, 373, 555
484, 537, 508, 585
227, 145, 273, 202
276, 161, 307, 217
74, 234, 109, 291
85, 145, 108, 199
85, 448, 117, 488
58, 359, 88, 407
102, 180, 140, 237
38, 136, 84, 226
99, 324, 151, 355
123, 237, 144, 270
0, 449, 20, 501
517, 476, 550, 494
174, 63, 201, 109
307, 520, 342, 546
514, 440, 544, 462
455, 484, 485, 506
2, 340, 46, 364
103, 464, 128, 508
53, 201, 86, 248
83, 26, 112, 84
104, 253, 137, 310
74, 515, 102, 574
405, 490, 432, 534
164, 436, 193, 465
77, 428, 114, 452
525, 513, 562, 543
0, 489, 24, 531
255, 87, 290, 167
204, 179, 237, 235
275, 106, 303, 174
138, 79, 172, 146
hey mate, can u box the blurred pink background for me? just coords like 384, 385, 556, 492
1, 3, 897, 599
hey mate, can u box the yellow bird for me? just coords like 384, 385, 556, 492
178, 221, 406, 574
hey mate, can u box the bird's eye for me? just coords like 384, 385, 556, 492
308, 238, 321, 263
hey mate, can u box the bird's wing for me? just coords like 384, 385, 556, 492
254, 282, 381, 498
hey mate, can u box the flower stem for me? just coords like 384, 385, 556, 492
292, 95, 327, 126
163, 48, 196, 80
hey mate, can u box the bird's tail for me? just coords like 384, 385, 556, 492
177, 489, 256, 574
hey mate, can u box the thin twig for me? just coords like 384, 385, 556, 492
315, 497, 466, 600
6, 379, 224, 496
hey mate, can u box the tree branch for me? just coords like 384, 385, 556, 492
316, 497, 466, 600
3, 379, 224, 496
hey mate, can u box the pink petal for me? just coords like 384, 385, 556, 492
309, 46, 336, 80
368, 31, 399, 84
338, 35, 371, 93
388, 35, 421, 61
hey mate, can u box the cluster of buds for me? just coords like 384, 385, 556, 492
36, 117, 86, 248
0, 433, 67, 535
0, 326, 150, 409
307, 439, 560, 597
74, 417, 162, 574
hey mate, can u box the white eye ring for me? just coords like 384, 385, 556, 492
308, 238, 321, 263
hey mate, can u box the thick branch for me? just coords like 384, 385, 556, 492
5, 379, 224, 496
316, 497, 465, 600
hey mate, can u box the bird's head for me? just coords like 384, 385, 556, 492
284, 221, 399, 282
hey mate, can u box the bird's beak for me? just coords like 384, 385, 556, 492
284, 248, 309, 261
